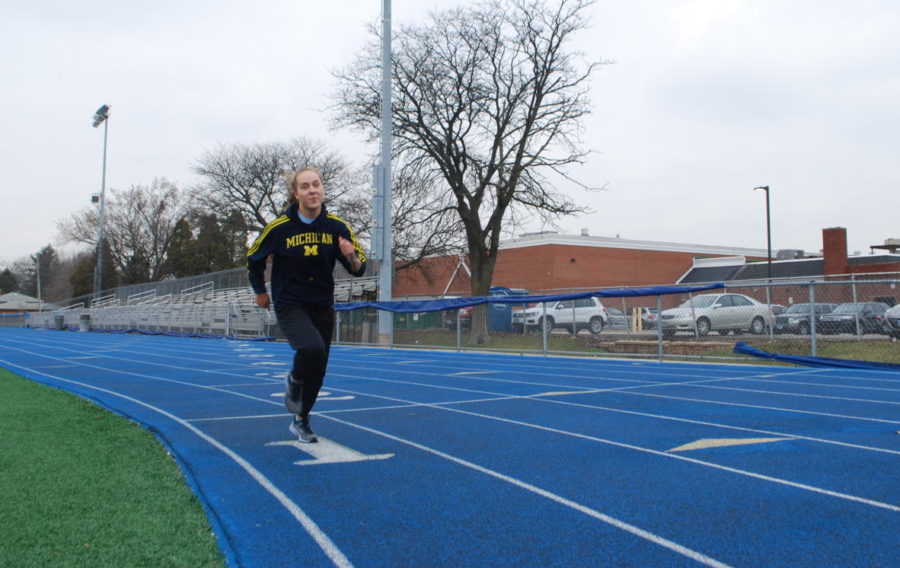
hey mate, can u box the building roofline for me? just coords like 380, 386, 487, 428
501, 232, 769, 257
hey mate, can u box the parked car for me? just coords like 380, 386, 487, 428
659, 293, 774, 339
773, 303, 837, 334
819, 302, 890, 335
519, 296, 609, 334
606, 307, 628, 330
441, 300, 473, 329
882, 304, 900, 338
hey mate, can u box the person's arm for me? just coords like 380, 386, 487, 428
338, 235, 366, 277
247, 228, 273, 307
254, 290, 271, 309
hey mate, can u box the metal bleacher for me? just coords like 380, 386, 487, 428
27, 273, 379, 339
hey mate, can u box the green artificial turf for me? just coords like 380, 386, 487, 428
0, 368, 225, 568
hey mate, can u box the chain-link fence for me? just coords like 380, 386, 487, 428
338, 274, 900, 365
18, 270, 900, 365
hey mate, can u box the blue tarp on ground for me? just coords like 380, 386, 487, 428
734, 341, 900, 371
334, 282, 725, 313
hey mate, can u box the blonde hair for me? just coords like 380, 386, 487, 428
285, 167, 323, 205
290, 167, 323, 191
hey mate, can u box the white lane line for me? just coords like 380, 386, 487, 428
0, 359, 354, 568
324, 414, 733, 568
325, 372, 900, 455
322, 385, 900, 513
6, 333, 898, 454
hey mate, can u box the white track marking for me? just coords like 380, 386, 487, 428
320, 415, 733, 568
668, 438, 793, 452
267, 439, 394, 466
270, 392, 355, 401
4, 337, 899, 504
317, 390, 900, 513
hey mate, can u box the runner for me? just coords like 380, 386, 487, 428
247, 167, 366, 442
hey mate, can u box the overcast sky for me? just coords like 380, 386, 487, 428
2, 0, 898, 267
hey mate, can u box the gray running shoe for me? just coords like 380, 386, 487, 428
290, 416, 318, 443
284, 371, 302, 415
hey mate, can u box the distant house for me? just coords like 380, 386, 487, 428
0, 292, 57, 313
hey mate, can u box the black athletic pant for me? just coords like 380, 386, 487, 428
275, 302, 335, 418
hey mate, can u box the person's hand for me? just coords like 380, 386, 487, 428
338, 236, 361, 270
255, 292, 271, 309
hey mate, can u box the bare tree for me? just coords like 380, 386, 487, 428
56, 178, 194, 285
390, 157, 467, 271
192, 137, 369, 235
333, 0, 604, 342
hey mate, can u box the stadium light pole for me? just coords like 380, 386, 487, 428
92, 104, 110, 300
753, 185, 772, 281
34, 256, 43, 312
376, 0, 393, 345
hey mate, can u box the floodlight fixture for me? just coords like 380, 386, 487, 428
92, 104, 110, 128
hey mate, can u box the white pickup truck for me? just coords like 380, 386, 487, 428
515, 296, 609, 334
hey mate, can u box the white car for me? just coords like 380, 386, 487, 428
519, 296, 609, 334
659, 293, 773, 339
882, 304, 900, 338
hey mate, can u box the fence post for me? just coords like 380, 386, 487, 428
809, 282, 817, 357
851, 275, 860, 340
541, 301, 549, 356
335, 310, 341, 343
226, 302, 232, 337
656, 294, 664, 362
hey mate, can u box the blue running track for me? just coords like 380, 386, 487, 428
1, 328, 898, 567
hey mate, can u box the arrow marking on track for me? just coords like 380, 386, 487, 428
532, 389, 608, 397
267, 439, 394, 466
668, 438, 792, 452
270, 391, 355, 401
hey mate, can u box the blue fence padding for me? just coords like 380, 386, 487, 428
335, 282, 725, 313
734, 341, 900, 371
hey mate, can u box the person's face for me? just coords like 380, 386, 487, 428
293, 170, 324, 214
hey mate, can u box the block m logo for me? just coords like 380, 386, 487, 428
304, 245, 319, 256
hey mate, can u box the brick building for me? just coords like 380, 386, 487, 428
679, 227, 900, 284
393, 232, 768, 298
